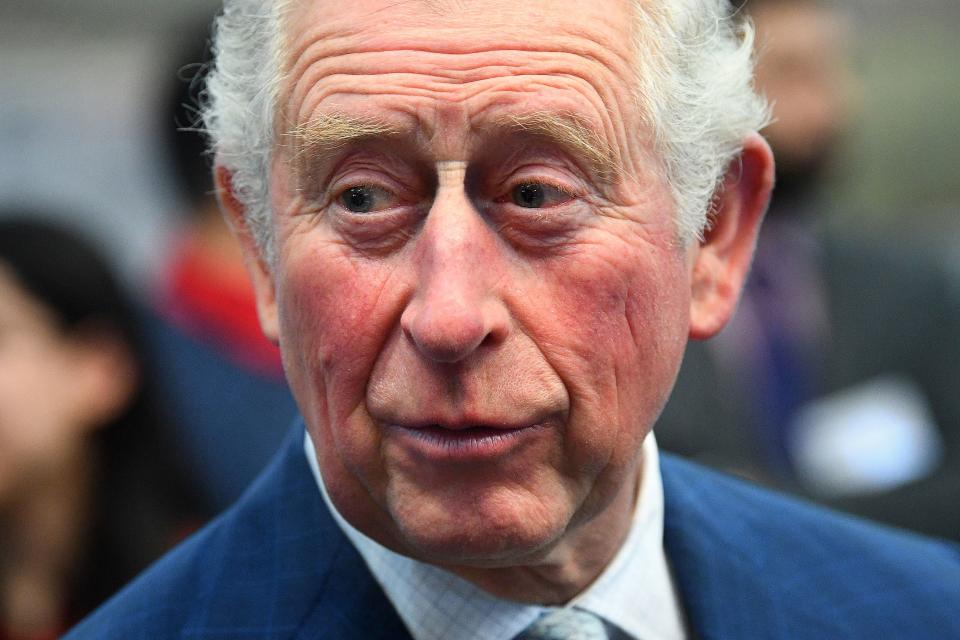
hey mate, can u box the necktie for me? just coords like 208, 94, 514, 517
515, 608, 610, 640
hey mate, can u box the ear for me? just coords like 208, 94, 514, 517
215, 164, 280, 344
689, 133, 774, 340
68, 328, 138, 431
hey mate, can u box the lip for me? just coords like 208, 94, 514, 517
384, 422, 547, 462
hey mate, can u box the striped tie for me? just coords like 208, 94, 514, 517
515, 608, 610, 640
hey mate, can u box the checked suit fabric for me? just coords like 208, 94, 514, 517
66, 422, 960, 640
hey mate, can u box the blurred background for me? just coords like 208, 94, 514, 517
660, 0, 960, 547
1, 1, 298, 635
2, 0, 958, 277
0, 0, 958, 634
0, 0, 221, 284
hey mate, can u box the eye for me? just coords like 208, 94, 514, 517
338, 185, 394, 213
509, 182, 572, 209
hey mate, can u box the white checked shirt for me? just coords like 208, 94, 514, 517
305, 432, 688, 640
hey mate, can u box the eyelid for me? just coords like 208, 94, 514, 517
326, 155, 416, 197
532, 180, 576, 198
329, 170, 399, 194
329, 168, 408, 200
500, 161, 585, 193
496, 178, 580, 206
515, 177, 573, 193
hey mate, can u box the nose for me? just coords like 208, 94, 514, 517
400, 181, 509, 364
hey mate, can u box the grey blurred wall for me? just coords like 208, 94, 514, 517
833, 0, 960, 236
0, 0, 220, 284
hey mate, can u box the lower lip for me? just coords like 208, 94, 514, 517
384, 424, 545, 461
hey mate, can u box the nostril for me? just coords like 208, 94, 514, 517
478, 318, 508, 349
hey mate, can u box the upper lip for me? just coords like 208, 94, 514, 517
374, 411, 556, 432
395, 421, 532, 431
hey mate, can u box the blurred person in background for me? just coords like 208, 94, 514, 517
142, 20, 297, 512
659, 0, 960, 540
0, 216, 201, 639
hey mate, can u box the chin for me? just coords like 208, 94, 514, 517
399, 525, 563, 569
386, 485, 571, 568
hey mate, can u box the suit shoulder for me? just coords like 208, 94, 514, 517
661, 453, 960, 568
661, 454, 960, 634
64, 512, 235, 639
64, 425, 338, 639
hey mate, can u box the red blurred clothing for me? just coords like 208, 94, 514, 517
158, 235, 283, 379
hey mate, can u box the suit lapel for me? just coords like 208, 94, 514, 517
186, 423, 411, 639
277, 425, 412, 639
660, 455, 838, 640
293, 533, 413, 639
190, 422, 954, 639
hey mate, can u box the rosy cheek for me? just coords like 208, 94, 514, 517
529, 240, 689, 450
540, 254, 662, 364
277, 244, 408, 424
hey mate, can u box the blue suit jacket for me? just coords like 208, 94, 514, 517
68, 423, 960, 639
139, 307, 297, 511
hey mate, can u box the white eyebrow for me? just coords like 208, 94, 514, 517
286, 109, 622, 182
286, 112, 403, 169
487, 111, 623, 182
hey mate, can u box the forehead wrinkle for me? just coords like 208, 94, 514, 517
280, 17, 638, 101
276, 0, 644, 132
278, 2, 647, 180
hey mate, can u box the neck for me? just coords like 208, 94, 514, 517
445, 460, 642, 605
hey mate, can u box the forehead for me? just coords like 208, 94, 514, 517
0, 263, 51, 330
283, 0, 635, 36
278, 0, 641, 147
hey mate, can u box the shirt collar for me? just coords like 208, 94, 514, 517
304, 431, 687, 640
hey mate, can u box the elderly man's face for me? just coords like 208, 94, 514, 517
229, 0, 764, 574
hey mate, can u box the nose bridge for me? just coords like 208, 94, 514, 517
402, 163, 507, 363
418, 160, 495, 299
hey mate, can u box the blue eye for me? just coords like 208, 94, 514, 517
339, 186, 391, 213
510, 183, 570, 209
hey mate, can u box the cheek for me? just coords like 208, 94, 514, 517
274, 240, 410, 474
526, 235, 690, 467
0, 345, 83, 496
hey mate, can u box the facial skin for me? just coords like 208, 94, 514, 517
221, 0, 772, 603
0, 265, 79, 502
0, 264, 128, 504
0, 262, 136, 634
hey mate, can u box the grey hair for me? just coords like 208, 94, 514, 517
202, 0, 768, 257
203, 0, 288, 264
630, 0, 770, 243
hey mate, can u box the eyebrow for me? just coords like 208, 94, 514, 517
488, 112, 622, 182
285, 110, 621, 182
286, 112, 403, 176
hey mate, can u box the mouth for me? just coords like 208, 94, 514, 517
384, 422, 547, 461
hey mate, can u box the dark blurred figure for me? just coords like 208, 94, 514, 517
0, 217, 200, 639
142, 20, 296, 512
659, 0, 960, 540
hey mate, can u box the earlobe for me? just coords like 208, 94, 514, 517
69, 329, 138, 432
688, 134, 774, 340
215, 164, 280, 344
